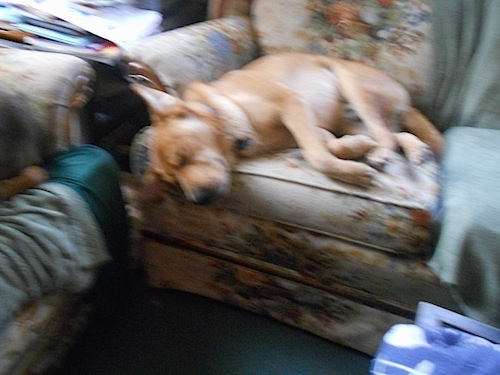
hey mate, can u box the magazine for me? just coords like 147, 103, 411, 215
37, 1, 163, 47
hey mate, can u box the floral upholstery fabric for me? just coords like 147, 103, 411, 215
207, 0, 432, 103
252, 0, 433, 104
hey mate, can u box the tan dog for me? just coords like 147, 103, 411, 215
131, 53, 444, 204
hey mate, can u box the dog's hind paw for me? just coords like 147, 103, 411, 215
406, 144, 434, 165
395, 132, 436, 165
366, 147, 395, 170
306, 152, 377, 187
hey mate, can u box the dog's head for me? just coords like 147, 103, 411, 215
131, 83, 254, 205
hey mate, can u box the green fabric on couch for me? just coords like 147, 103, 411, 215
47, 145, 130, 316
425, 0, 500, 131
47, 145, 129, 264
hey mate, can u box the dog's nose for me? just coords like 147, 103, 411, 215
191, 187, 219, 205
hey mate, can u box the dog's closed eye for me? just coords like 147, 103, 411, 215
176, 155, 189, 167
171, 153, 188, 167
235, 137, 253, 151
169, 111, 188, 120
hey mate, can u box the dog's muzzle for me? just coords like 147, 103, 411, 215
177, 173, 230, 205
189, 186, 223, 205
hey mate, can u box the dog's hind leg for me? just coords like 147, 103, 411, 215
335, 61, 407, 169
281, 96, 376, 186
340, 87, 399, 169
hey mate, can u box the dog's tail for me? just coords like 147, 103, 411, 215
402, 107, 444, 160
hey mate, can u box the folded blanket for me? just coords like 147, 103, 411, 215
0, 182, 110, 330
371, 324, 500, 375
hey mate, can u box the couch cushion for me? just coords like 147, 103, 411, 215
132, 127, 439, 257
223, 150, 438, 256
252, 0, 433, 104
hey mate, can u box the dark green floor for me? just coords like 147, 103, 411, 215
58, 275, 371, 375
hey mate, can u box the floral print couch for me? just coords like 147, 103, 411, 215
126, 0, 498, 355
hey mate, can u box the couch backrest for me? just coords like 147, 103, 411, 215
207, 0, 251, 19
254, 0, 433, 104
209, 0, 433, 105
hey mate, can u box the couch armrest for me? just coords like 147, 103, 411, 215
125, 16, 260, 96
0, 49, 95, 155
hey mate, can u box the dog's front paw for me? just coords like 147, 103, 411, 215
309, 154, 377, 187
328, 134, 377, 160
329, 162, 378, 187
351, 163, 378, 187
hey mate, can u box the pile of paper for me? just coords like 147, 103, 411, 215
0, 0, 163, 63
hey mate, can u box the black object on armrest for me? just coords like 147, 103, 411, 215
415, 302, 500, 344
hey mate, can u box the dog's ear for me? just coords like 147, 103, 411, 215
121, 59, 166, 92
184, 82, 258, 155
130, 83, 178, 119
